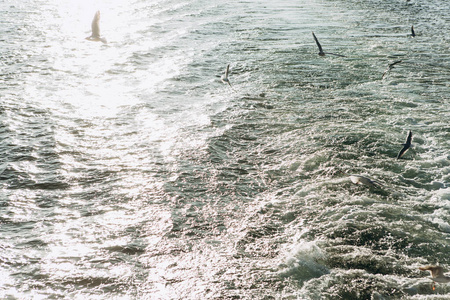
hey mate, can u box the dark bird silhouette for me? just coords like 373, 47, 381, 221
397, 130, 412, 159
85, 11, 107, 44
382, 60, 402, 79
410, 25, 416, 37
312, 32, 346, 57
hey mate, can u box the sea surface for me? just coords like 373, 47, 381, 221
1, 0, 449, 299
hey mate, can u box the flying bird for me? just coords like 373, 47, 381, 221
410, 25, 416, 37
419, 266, 450, 290
221, 64, 232, 87
397, 130, 412, 159
349, 175, 382, 187
382, 60, 402, 79
85, 11, 107, 44
312, 32, 346, 57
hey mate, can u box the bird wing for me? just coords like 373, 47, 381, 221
383, 61, 402, 79
327, 52, 347, 57
225, 64, 230, 78
91, 11, 101, 38
411, 26, 415, 36
349, 175, 378, 186
397, 145, 409, 159
406, 130, 412, 145
312, 32, 323, 53
390, 60, 403, 68
419, 266, 446, 278
432, 266, 445, 278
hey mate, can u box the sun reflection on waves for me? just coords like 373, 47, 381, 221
38, 200, 173, 295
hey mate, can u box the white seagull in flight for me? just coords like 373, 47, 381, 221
86, 11, 107, 44
349, 175, 382, 187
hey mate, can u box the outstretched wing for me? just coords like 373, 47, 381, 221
420, 266, 445, 278
225, 64, 230, 78
312, 32, 323, 53
397, 131, 412, 159
327, 52, 347, 57
91, 11, 101, 38
397, 145, 409, 159
405, 130, 412, 145
390, 60, 403, 68
432, 266, 445, 278
382, 68, 389, 79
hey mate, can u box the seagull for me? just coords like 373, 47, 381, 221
410, 25, 416, 37
85, 11, 107, 44
312, 32, 346, 57
397, 130, 412, 159
419, 266, 450, 290
349, 175, 382, 187
221, 64, 232, 87
382, 60, 402, 79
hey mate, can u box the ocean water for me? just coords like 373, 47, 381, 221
1, 0, 449, 299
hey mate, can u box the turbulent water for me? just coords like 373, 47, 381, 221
1, 0, 450, 299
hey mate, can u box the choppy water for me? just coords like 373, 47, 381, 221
1, 0, 449, 299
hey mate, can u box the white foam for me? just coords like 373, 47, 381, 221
428, 187, 450, 208
280, 239, 329, 283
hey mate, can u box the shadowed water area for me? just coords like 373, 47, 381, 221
1, 0, 449, 299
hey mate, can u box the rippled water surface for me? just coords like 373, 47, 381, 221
1, 0, 449, 299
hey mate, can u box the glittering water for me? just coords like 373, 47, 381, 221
1, 0, 449, 299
